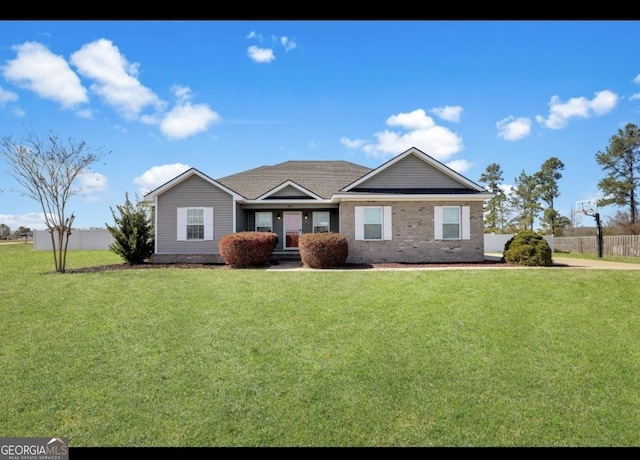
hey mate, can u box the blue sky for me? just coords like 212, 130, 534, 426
1, 20, 639, 231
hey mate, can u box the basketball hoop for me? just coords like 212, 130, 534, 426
574, 199, 603, 258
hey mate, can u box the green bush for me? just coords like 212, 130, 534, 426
218, 231, 278, 268
299, 232, 348, 268
503, 230, 552, 266
106, 193, 154, 265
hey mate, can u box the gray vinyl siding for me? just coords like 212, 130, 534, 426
358, 154, 463, 189
269, 185, 310, 198
235, 204, 247, 232
156, 175, 234, 254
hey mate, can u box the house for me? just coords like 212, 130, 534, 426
142, 147, 494, 264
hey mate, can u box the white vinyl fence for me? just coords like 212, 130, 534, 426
484, 233, 554, 252
33, 229, 115, 251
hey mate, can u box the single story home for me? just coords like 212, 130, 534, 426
143, 147, 494, 264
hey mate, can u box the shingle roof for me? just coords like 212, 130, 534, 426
216, 160, 372, 200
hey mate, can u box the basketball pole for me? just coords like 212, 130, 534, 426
583, 209, 603, 258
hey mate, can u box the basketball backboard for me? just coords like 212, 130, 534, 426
575, 199, 598, 216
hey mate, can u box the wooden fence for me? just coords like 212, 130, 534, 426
554, 235, 640, 258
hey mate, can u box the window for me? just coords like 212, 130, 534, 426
354, 206, 392, 241
255, 212, 273, 232
313, 212, 330, 233
442, 207, 460, 239
364, 207, 382, 239
177, 207, 214, 241
434, 206, 470, 240
187, 208, 204, 239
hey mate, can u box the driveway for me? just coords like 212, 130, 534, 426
549, 256, 640, 270
269, 255, 640, 271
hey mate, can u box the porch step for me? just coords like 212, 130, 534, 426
270, 251, 301, 262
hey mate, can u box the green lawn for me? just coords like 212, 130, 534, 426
1, 243, 639, 447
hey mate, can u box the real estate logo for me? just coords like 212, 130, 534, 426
0, 437, 68, 460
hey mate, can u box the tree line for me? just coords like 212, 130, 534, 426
478, 122, 640, 236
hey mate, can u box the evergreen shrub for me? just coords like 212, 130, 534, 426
503, 230, 553, 266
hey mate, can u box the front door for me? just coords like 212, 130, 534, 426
283, 212, 302, 249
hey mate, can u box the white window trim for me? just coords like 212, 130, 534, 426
354, 206, 392, 241
255, 211, 273, 232
177, 207, 214, 241
434, 206, 470, 240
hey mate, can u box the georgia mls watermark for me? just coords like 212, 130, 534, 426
0, 437, 68, 460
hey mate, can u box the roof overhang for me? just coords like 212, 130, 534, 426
331, 193, 495, 203
239, 198, 334, 206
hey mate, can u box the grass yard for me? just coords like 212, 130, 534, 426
1, 243, 639, 447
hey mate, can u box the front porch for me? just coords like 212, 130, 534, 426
270, 249, 302, 264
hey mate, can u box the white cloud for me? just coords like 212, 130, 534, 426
2, 41, 88, 109
634, 74, 640, 84
11, 107, 25, 117
340, 138, 366, 149
535, 90, 618, 129
500, 183, 515, 198
172, 84, 192, 104
342, 108, 463, 161
630, 93, 640, 101
152, 85, 220, 140
0, 212, 48, 230
496, 116, 532, 141
70, 38, 163, 120
77, 170, 107, 191
134, 163, 191, 195
281, 36, 297, 52
160, 103, 221, 140
76, 171, 108, 203
446, 159, 473, 174
247, 31, 261, 40
430, 105, 463, 122
0, 86, 19, 106
247, 45, 275, 64
590, 90, 618, 115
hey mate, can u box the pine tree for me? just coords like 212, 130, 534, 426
106, 193, 154, 264
596, 123, 640, 227
510, 170, 542, 231
535, 157, 565, 235
479, 163, 508, 232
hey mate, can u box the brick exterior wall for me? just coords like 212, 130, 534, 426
340, 201, 485, 264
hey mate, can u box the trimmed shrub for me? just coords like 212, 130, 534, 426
106, 193, 154, 265
219, 232, 278, 268
299, 232, 348, 268
503, 230, 552, 266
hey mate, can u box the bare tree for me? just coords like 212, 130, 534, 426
0, 129, 109, 272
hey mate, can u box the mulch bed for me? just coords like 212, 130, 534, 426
63, 259, 509, 273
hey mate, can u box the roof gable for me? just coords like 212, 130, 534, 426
341, 147, 486, 193
143, 168, 242, 201
256, 180, 324, 200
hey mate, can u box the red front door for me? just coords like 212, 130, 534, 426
284, 212, 302, 249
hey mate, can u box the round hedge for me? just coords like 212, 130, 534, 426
299, 232, 348, 268
503, 230, 553, 266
